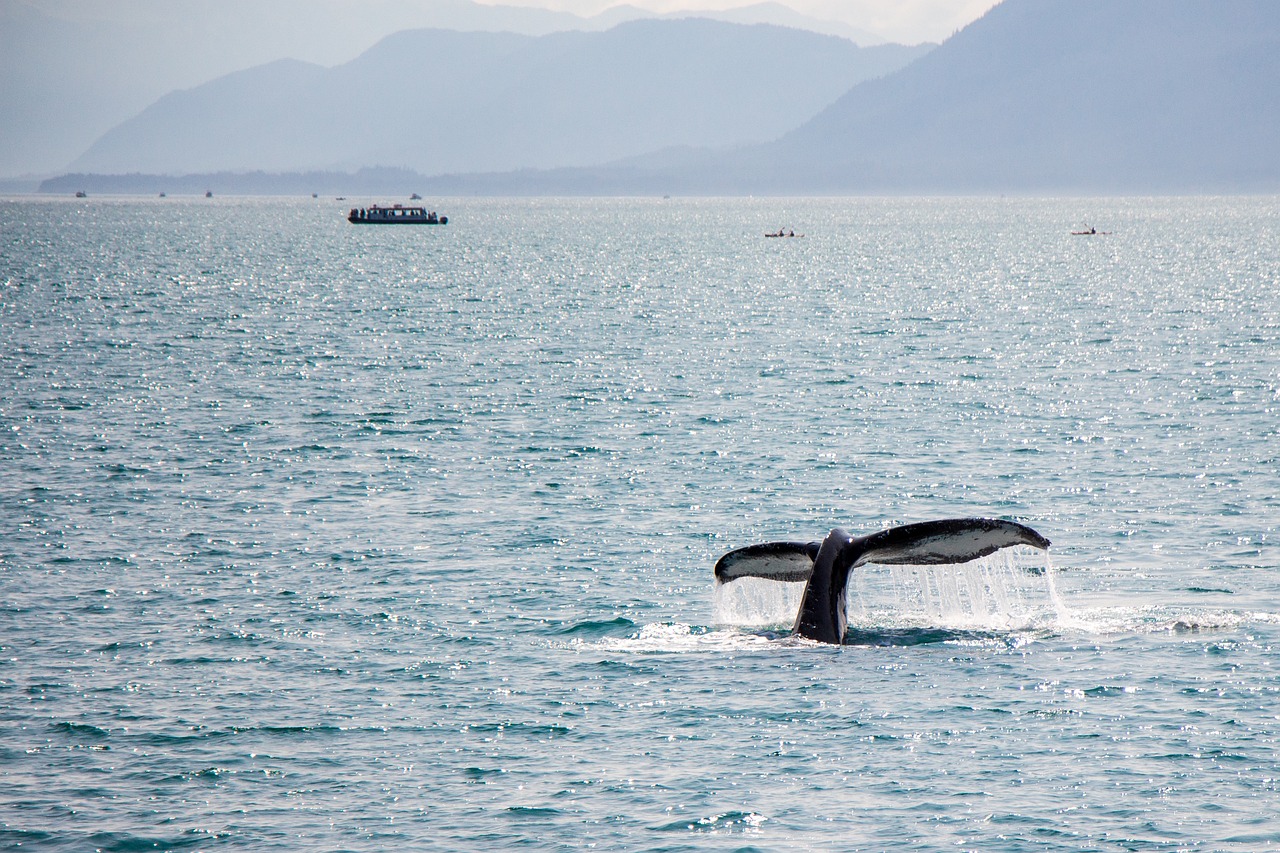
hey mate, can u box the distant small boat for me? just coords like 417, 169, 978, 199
74, 190, 87, 198
205, 190, 213, 198
1071, 226, 1109, 235
348, 204, 447, 225
410, 193, 422, 200
158, 192, 166, 198
766, 229, 802, 238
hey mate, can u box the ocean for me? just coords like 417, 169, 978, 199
1, 195, 1278, 851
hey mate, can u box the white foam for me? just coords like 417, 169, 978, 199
568, 622, 788, 653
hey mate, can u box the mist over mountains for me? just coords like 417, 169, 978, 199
24, 0, 1280, 194
67, 21, 926, 178
476, 0, 1279, 194
0, 0, 886, 180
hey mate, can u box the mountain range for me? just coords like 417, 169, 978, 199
759, 0, 1280, 193
434, 0, 1279, 194
0, 0, 887, 180
26, 0, 1280, 194
67, 20, 926, 178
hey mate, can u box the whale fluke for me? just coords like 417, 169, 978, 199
851, 518, 1050, 568
714, 518, 1050, 644
714, 541, 820, 583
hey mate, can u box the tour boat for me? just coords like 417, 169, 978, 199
348, 204, 447, 225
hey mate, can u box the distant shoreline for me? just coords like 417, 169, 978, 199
28, 168, 1280, 198
35, 168, 434, 197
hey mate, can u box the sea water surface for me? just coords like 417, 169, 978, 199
1, 195, 1278, 851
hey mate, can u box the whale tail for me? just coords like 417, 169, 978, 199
714, 518, 1050, 586
714, 518, 1052, 643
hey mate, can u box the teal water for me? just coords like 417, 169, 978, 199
2, 195, 1278, 850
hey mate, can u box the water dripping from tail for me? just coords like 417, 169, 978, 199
713, 546, 1065, 642
848, 546, 1064, 634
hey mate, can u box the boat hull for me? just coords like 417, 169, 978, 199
347, 218, 447, 225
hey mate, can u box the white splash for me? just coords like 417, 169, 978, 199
570, 622, 786, 653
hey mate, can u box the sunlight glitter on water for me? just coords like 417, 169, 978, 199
5, 196, 1280, 851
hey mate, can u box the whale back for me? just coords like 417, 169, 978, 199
714, 541, 819, 584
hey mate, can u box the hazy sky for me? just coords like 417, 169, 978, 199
476, 0, 1000, 43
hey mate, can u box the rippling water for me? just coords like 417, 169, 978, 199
2, 195, 1278, 850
